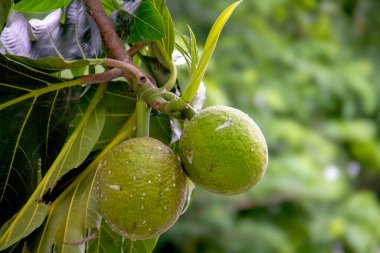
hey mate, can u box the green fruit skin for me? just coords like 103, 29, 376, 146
179, 106, 268, 195
97, 137, 187, 240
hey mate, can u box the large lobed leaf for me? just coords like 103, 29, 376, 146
0, 54, 81, 230
0, 56, 108, 250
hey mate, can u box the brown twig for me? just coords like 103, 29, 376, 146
85, 0, 152, 86
85, 0, 127, 61
103, 59, 153, 87
80, 68, 123, 85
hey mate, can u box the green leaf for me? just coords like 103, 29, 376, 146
12, 0, 73, 13
86, 220, 124, 253
0, 83, 106, 251
93, 81, 136, 151
149, 113, 172, 145
181, 1, 241, 102
123, 237, 158, 253
0, 0, 12, 33
120, 0, 165, 43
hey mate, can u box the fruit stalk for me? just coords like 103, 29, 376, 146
136, 100, 152, 138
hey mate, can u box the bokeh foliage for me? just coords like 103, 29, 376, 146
157, 0, 380, 252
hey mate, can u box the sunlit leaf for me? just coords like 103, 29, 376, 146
181, 1, 241, 102
12, 0, 73, 13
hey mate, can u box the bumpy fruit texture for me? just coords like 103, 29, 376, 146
97, 137, 187, 240
179, 106, 268, 195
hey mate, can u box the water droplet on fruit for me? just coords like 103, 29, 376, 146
109, 184, 121, 190
215, 117, 233, 131
187, 150, 193, 164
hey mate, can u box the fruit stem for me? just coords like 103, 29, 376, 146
183, 105, 197, 120
136, 99, 152, 137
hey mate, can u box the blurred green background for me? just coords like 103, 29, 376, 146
157, 0, 380, 252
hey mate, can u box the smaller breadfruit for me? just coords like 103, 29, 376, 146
97, 137, 187, 240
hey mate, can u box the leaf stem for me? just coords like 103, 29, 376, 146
80, 68, 123, 85
103, 58, 153, 87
